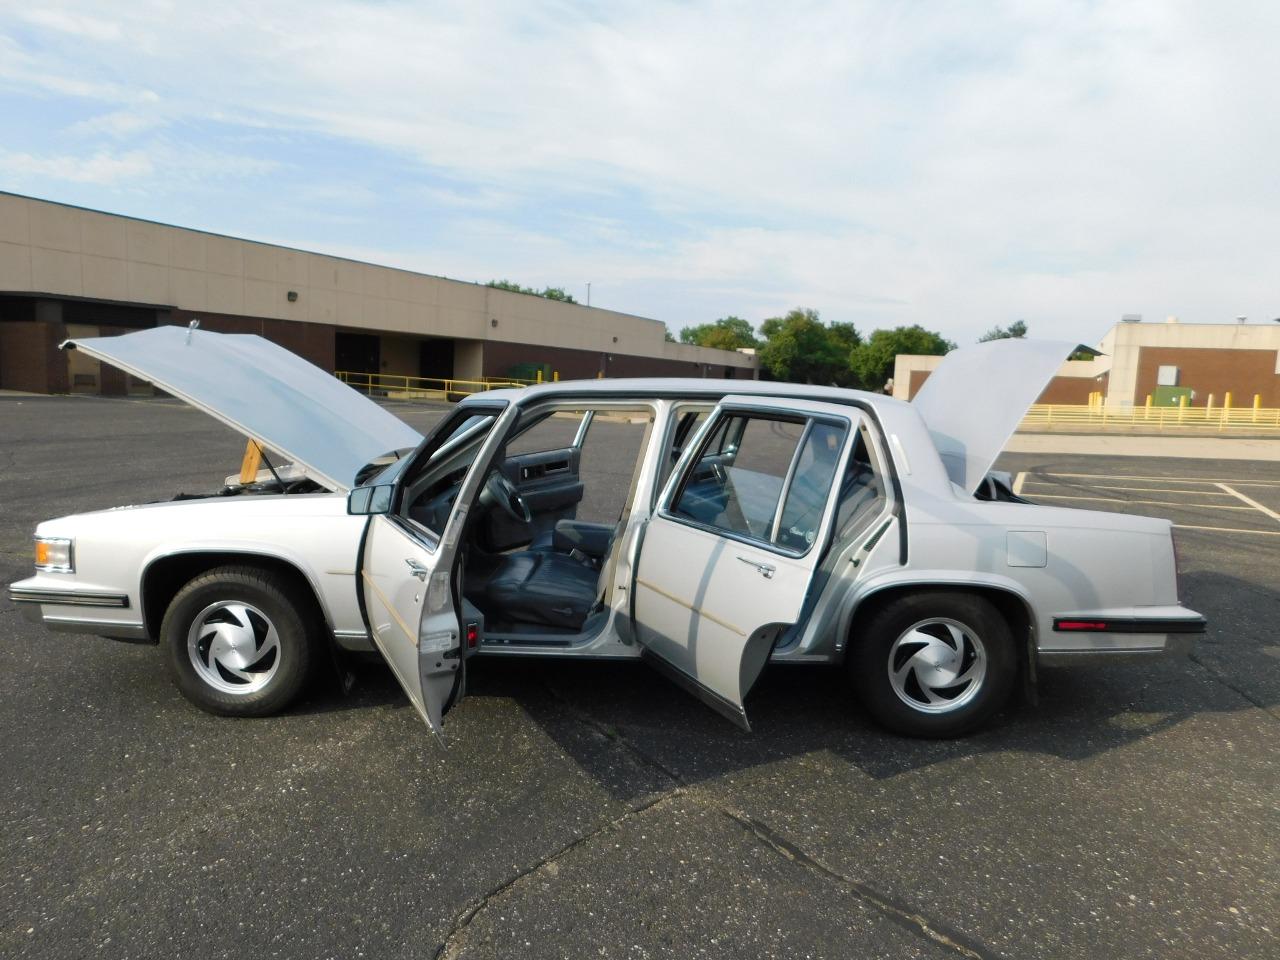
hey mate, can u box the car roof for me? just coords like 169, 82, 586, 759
463, 377, 909, 412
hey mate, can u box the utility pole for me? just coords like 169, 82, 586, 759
586, 282, 591, 307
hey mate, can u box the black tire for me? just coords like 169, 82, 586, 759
161, 565, 318, 717
848, 591, 1016, 737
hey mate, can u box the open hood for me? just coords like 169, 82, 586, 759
63, 326, 422, 492
912, 338, 1077, 495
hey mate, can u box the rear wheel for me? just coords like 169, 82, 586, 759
161, 565, 318, 717
848, 592, 1016, 737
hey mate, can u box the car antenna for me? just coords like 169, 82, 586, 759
185, 318, 200, 344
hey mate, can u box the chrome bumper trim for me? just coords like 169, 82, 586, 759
8, 587, 130, 608
42, 616, 149, 640
1038, 634, 1194, 665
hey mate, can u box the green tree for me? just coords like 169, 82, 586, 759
663, 324, 677, 343
977, 319, 1028, 342
849, 325, 955, 391
486, 280, 577, 304
757, 308, 860, 386
678, 315, 759, 350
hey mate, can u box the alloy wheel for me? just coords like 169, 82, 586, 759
886, 617, 987, 714
187, 600, 282, 695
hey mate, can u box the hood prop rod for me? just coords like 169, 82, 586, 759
258, 447, 288, 494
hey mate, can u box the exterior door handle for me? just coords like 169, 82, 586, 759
405, 558, 429, 581
737, 556, 776, 579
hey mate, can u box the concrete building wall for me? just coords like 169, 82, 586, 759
0, 192, 757, 393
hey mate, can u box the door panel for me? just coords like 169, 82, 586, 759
633, 396, 859, 730
485, 446, 584, 548
356, 399, 516, 737
634, 518, 808, 728
360, 516, 459, 736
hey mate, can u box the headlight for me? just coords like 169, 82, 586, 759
34, 537, 74, 573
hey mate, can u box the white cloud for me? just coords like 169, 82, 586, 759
2, 0, 1279, 341
0, 149, 153, 184
17, 7, 121, 42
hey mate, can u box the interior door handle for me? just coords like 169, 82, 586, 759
737, 556, 776, 579
405, 558, 429, 581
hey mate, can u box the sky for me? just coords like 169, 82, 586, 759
1, 0, 1277, 346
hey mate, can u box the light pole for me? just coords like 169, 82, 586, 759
585, 282, 591, 307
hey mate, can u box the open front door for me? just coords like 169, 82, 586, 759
361, 516, 460, 735
633, 397, 859, 730
356, 402, 514, 737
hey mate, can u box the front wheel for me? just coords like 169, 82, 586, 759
848, 592, 1017, 737
161, 565, 318, 717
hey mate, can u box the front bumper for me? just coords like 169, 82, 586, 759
8, 580, 148, 641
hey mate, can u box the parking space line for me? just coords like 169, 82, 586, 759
1034, 472, 1280, 487
1028, 493, 1256, 511
1023, 480, 1232, 496
1214, 483, 1280, 523
1173, 523, 1280, 537
1013, 471, 1027, 495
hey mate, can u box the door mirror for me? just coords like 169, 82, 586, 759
347, 484, 394, 515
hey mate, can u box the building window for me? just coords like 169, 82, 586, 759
1156, 365, 1179, 386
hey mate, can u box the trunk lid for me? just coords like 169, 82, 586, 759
911, 338, 1077, 494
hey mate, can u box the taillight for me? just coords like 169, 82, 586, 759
465, 621, 479, 648
1171, 529, 1185, 599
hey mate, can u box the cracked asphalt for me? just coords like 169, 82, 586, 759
2, 395, 1277, 959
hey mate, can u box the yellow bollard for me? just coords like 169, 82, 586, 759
1254, 393, 1262, 423
1179, 394, 1188, 422
536, 369, 543, 384
1223, 391, 1232, 429
1206, 394, 1214, 419
553, 371, 560, 382
1145, 394, 1152, 420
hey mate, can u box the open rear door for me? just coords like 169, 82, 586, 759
632, 396, 859, 730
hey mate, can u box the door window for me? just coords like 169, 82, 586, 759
399, 410, 500, 540
669, 412, 847, 551
656, 405, 713, 496
776, 422, 845, 550
833, 427, 888, 540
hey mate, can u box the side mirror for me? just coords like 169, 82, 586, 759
347, 484, 394, 515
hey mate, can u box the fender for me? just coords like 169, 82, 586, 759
138, 538, 353, 638
834, 567, 1039, 661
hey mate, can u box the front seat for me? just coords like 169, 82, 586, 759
483, 551, 601, 631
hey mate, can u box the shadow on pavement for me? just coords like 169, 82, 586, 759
316, 571, 1277, 802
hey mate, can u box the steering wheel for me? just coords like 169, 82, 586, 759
485, 471, 533, 524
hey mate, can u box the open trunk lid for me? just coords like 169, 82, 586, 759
911, 338, 1077, 495
63, 325, 422, 492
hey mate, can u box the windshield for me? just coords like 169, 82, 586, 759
354, 448, 415, 487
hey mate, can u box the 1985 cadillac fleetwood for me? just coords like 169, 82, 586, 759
9, 327, 1205, 737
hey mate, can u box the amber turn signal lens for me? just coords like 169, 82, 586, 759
33, 537, 73, 572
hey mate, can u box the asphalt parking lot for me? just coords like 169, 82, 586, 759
2, 395, 1277, 960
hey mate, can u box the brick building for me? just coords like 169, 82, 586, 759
0, 192, 757, 395
893, 319, 1280, 408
